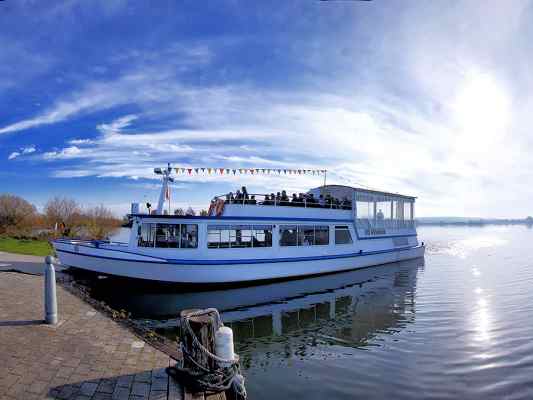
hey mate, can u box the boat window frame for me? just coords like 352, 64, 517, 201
279, 225, 330, 247
334, 225, 353, 245
138, 222, 198, 249
207, 224, 273, 249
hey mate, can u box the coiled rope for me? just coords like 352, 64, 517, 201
166, 308, 247, 399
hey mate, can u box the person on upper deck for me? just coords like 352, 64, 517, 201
276, 192, 281, 205
250, 195, 257, 205
290, 193, 297, 206
281, 190, 289, 205
235, 190, 242, 201
242, 186, 249, 201
318, 194, 325, 208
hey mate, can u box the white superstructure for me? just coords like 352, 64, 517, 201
52, 169, 425, 284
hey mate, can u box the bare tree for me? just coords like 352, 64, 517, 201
0, 194, 37, 235
199, 209, 208, 216
82, 205, 121, 240
174, 208, 185, 216
185, 207, 196, 216
44, 197, 81, 235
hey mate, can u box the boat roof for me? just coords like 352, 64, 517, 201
309, 185, 417, 200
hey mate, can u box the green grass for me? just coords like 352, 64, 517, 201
0, 237, 53, 257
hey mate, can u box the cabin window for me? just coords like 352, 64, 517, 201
139, 223, 197, 248
181, 224, 198, 248
207, 225, 273, 249
280, 225, 329, 246
155, 224, 180, 248
335, 226, 353, 244
138, 223, 156, 247
279, 225, 298, 246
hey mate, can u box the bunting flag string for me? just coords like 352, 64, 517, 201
172, 167, 327, 176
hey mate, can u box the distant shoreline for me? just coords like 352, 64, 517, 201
417, 218, 533, 227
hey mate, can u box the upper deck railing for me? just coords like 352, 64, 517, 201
213, 193, 353, 210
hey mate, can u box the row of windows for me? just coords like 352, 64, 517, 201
138, 223, 198, 248
279, 225, 329, 246
207, 225, 273, 249
137, 224, 353, 249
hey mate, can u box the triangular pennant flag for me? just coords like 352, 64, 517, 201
226, 169, 230, 174
219, 168, 224, 174
201, 167, 205, 173
284, 169, 287, 174
181, 168, 186, 173
187, 168, 192, 175
208, 168, 212, 174
277, 169, 281, 174
298, 169, 301, 174
194, 168, 199, 174
232, 169, 236, 175
175, 168, 180, 173
261, 169, 265, 173
250, 169, 255, 175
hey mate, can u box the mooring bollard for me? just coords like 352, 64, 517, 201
44, 255, 58, 325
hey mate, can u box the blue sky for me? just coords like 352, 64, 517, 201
1, 1, 532, 218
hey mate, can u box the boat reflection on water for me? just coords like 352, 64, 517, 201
81, 257, 423, 349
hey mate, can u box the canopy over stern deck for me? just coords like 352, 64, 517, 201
308, 185, 417, 238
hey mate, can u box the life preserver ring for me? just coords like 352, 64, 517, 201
215, 199, 225, 216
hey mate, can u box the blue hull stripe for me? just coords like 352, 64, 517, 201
55, 245, 423, 265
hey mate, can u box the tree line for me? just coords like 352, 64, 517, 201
0, 194, 121, 240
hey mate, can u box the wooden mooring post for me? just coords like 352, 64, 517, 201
177, 309, 245, 400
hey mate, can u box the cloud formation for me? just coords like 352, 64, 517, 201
2, 2, 533, 217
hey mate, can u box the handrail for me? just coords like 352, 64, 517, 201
212, 192, 353, 210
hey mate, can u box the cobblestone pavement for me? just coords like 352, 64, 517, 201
0, 271, 182, 400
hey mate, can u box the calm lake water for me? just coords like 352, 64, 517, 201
95, 225, 533, 399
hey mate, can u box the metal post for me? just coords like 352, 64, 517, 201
44, 256, 58, 325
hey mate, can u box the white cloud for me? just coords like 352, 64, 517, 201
7, 145, 36, 160
43, 146, 83, 160
22, 145, 36, 154
96, 114, 138, 135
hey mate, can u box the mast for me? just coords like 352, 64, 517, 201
155, 163, 174, 215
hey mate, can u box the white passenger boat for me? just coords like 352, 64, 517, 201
52, 167, 425, 283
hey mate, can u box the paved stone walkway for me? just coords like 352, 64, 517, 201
0, 251, 48, 275
0, 271, 183, 400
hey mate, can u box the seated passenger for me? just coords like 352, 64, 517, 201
242, 186, 249, 201
235, 190, 242, 202
297, 193, 305, 207
249, 195, 257, 205
276, 192, 281, 205
308, 193, 318, 207
264, 194, 271, 205
291, 193, 298, 205
281, 190, 289, 205
319, 194, 325, 208
270, 193, 276, 205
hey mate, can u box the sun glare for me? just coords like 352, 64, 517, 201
452, 72, 510, 150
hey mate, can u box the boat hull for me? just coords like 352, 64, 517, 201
53, 242, 425, 283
